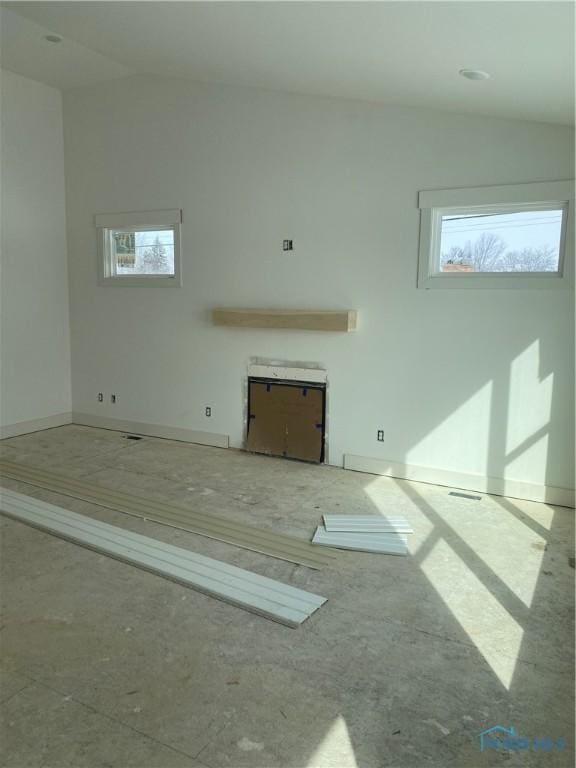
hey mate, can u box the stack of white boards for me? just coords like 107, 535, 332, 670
0, 487, 327, 628
312, 515, 413, 555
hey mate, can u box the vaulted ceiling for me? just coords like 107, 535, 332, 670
1, 1, 574, 125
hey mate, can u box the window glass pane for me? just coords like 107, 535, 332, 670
439, 209, 563, 273
111, 229, 175, 275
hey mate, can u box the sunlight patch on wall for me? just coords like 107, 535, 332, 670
420, 538, 523, 689
506, 433, 550, 487
405, 381, 493, 476
506, 340, 553, 469
307, 716, 358, 768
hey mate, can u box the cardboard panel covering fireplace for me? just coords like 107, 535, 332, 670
246, 378, 326, 463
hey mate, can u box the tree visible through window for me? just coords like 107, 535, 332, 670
112, 229, 175, 275
439, 209, 563, 273
96, 209, 182, 286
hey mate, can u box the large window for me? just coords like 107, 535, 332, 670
96, 209, 182, 286
418, 181, 573, 289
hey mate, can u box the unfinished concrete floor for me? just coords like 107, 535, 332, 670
0, 425, 574, 768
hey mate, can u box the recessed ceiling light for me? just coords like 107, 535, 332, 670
44, 34, 63, 44
459, 69, 491, 81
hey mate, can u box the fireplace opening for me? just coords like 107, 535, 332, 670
246, 377, 326, 463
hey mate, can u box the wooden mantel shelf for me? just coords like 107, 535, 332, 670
212, 308, 357, 332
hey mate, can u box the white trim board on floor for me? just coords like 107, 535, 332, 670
0, 487, 326, 627
323, 515, 413, 534
0, 413, 72, 440
72, 413, 229, 449
312, 527, 408, 555
343, 455, 576, 509
0, 459, 336, 569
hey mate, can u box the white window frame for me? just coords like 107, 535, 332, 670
417, 180, 574, 289
95, 209, 183, 286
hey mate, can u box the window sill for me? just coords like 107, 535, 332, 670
98, 275, 182, 287
419, 273, 572, 290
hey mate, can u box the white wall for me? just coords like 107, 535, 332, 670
0, 70, 71, 433
63, 74, 574, 494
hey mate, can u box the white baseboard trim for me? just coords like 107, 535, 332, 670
0, 412, 73, 440
344, 454, 575, 509
72, 412, 229, 449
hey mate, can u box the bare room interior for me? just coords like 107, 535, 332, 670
0, 2, 574, 767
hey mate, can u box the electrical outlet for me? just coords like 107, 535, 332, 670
377, 430, 384, 442
111, 394, 117, 404
283, 239, 293, 251
98, 393, 103, 402
205, 406, 212, 417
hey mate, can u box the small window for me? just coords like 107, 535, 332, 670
418, 181, 574, 289
95, 209, 182, 286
